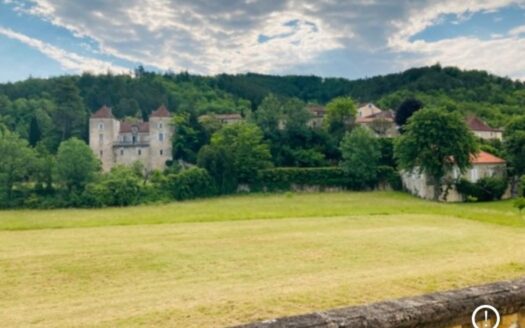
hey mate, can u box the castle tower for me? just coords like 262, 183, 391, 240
148, 105, 173, 171
89, 106, 120, 172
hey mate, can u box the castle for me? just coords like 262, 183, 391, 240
89, 105, 173, 172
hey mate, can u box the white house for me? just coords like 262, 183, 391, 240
401, 151, 508, 202
466, 115, 503, 141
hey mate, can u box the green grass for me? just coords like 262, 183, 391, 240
0, 191, 524, 327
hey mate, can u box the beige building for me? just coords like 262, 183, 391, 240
402, 151, 508, 202
466, 115, 503, 140
356, 109, 398, 137
89, 105, 173, 172
357, 103, 382, 119
214, 113, 243, 125
306, 104, 326, 128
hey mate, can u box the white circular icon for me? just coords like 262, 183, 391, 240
471, 305, 500, 328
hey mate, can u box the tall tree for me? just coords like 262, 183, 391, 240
28, 115, 42, 147
395, 108, 478, 200
504, 116, 525, 195
0, 130, 36, 202
324, 97, 356, 141
395, 98, 423, 129
56, 137, 100, 192
339, 126, 381, 188
53, 79, 87, 140
205, 122, 272, 184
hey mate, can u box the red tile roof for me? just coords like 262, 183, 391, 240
470, 151, 506, 165
150, 105, 171, 118
91, 105, 114, 119
466, 115, 502, 132
119, 121, 149, 133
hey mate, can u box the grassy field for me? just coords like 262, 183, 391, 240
1, 192, 524, 327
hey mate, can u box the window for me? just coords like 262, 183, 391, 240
98, 122, 104, 130
159, 133, 164, 142
160, 149, 163, 156
99, 150, 103, 156
138, 149, 142, 156
158, 122, 163, 129
120, 149, 124, 156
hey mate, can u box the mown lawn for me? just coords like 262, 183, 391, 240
0, 192, 524, 327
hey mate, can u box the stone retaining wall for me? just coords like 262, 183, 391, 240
236, 278, 525, 328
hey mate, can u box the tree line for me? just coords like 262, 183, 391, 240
1, 65, 525, 208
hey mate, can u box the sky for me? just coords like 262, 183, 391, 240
1, 0, 525, 82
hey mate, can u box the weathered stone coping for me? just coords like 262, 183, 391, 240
235, 277, 525, 328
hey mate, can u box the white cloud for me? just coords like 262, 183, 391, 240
0, 27, 130, 75
4, 0, 525, 79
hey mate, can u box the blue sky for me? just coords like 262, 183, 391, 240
1, 0, 525, 82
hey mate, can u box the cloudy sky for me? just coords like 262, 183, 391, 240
1, 0, 525, 82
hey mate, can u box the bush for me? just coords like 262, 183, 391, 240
456, 177, 508, 202
82, 166, 142, 207
255, 167, 349, 191
165, 167, 217, 200
514, 197, 525, 214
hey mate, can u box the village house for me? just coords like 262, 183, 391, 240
214, 113, 243, 125
89, 105, 174, 172
357, 103, 382, 118
306, 104, 326, 128
465, 115, 503, 140
356, 109, 398, 137
401, 151, 508, 202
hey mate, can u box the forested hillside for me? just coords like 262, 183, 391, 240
1, 64, 524, 152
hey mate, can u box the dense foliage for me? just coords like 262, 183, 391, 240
395, 108, 479, 200
1, 64, 525, 208
456, 177, 508, 202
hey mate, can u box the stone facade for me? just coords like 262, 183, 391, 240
89, 105, 173, 172
401, 151, 508, 202
236, 277, 525, 328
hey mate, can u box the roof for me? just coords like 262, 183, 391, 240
215, 113, 242, 120
150, 105, 171, 118
466, 115, 502, 132
356, 110, 394, 124
306, 104, 326, 116
119, 121, 149, 133
470, 151, 506, 165
91, 105, 114, 119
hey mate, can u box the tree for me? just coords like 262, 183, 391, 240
504, 116, 525, 179
324, 97, 356, 140
253, 94, 284, 137
56, 138, 100, 192
28, 115, 42, 147
395, 98, 423, 129
53, 79, 87, 140
171, 113, 208, 163
206, 122, 272, 184
197, 145, 237, 194
395, 108, 478, 200
339, 126, 381, 188
0, 130, 36, 202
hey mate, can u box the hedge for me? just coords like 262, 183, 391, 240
254, 166, 401, 191
456, 176, 507, 201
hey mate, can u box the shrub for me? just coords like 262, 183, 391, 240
255, 167, 349, 191
514, 197, 525, 214
456, 177, 508, 201
165, 167, 217, 200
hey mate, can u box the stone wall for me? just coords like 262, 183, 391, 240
236, 278, 525, 328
